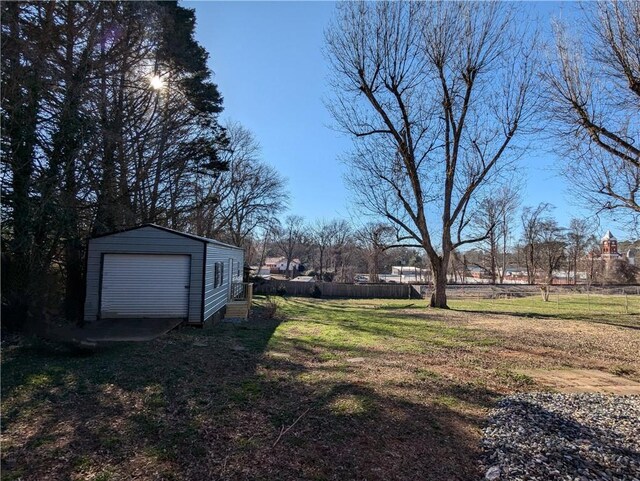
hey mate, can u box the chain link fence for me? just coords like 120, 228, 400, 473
426, 284, 640, 317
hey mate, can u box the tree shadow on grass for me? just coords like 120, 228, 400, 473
253, 380, 487, 481
1, 314, 283, 480
2, 309, 493, 481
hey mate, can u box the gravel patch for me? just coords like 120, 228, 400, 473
481, 393, 640, 481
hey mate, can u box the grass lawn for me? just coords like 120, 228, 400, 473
450, 293, 640, 328
2, 296, 639, 480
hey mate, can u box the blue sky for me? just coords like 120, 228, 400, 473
186, 1, 629, 238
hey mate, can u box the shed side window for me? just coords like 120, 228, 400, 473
214, 262, 224, 288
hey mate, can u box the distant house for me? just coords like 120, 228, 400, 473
264, 257, 302, 274
250, 265, 271, 278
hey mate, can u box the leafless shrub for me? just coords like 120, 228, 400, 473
261, 296, 278, 319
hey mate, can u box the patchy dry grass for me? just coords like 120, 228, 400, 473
450, 293, 640, 328
2, 296, 639, 480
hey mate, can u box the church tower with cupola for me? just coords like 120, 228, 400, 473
601, 230, 620, 259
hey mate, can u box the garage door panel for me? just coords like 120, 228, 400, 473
101, 254, 190, 318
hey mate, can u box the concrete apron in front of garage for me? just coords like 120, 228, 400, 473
520, 369, 640, 395
49, 318, 183, 347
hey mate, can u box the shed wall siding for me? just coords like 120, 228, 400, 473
203, 243, 244, 321
84, 226, 204, 323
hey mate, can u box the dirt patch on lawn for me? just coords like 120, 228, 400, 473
519, 369, 640, 394
408, 308, 640, 385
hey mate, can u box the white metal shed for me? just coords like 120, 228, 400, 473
83, 224, 244, 325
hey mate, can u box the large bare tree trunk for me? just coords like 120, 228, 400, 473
430, 260, 448, 308
489, 230, 497, 285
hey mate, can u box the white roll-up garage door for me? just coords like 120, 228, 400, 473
100, 254, 190, 319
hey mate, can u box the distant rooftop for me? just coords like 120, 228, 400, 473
601, 230, 616, 241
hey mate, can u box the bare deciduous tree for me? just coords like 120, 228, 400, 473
255, 221, 280, 275
328, 219, 351, 280
537, 219, 566, 300
354, 223, 395, 283
545, 1, 640, 225
312, 218, 351, 280
326, 1, 538, 307
472, 186, 520, 284
520, 203, 553, 284
190, 122, 288, 247
520, 204, 567, 297
566, 218, 595, 285
274, 215, 306, 277
311, 219, 334, 280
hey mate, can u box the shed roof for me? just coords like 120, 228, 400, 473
91, 224, 243, 251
